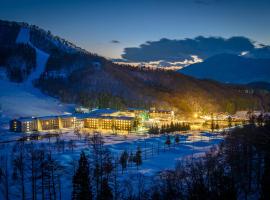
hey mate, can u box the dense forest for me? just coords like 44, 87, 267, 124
37, 62, 269, 114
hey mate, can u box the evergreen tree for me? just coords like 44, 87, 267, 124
228, 116, 232, 128
160, 125, 165, 134
72, 151, 92, 200
134, 147, 142, 169
165, 135, 171, 146
175, 134, 180, 144
215, 123, 219, 130
102, 149, 113, 179
211, 117, 215, 132
100, 178, 113, 200
257, 114, 264, 126
128, 152, 134, 167
149, 126, 159, 135
119, 150, 128, 174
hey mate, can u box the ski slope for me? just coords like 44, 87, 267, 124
16, 27, 50, 86
0, 78, 74, 128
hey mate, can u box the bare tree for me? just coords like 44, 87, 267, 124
68, 140, 76, 152
12, 142, 27, 200
0, 155, 9, 200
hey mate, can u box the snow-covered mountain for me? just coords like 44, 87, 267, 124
179, 54, 270, 84
0, 19, 269, 116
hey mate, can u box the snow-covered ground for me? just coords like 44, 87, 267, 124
0, 78, 74, 126
1, 130, 223, 175
106, 132, 222, 176
0, 130, 223, 200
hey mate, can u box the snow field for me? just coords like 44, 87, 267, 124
0, 130, 223, 200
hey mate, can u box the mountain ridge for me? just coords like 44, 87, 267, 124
179, 53, 270, 84
0, 19, 269, 114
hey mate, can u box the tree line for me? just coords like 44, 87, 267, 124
148, 122, 190, 135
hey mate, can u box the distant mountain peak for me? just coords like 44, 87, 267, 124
179, 53, 270, 84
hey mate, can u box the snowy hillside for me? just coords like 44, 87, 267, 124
0, 77, 74, 126
0, 26, 74, 129
16, 27, 50, 86
0, 77, 74, 127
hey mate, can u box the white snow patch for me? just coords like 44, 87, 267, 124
16, 27, 30, 44
25, 47, 49, 86
0, 78, 74, 129
240, 51, 249, 56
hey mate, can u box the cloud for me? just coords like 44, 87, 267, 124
111, 40, 120, 44
113, 55, 203, 70
122, 36, 256, 62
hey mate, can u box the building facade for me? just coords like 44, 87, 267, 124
10, 114, 136, 133
60, 116, 76, 128
10, 117, 37, 132
149, 109, 174, 120
38, 116, 60, 131
84, 116, 135, 131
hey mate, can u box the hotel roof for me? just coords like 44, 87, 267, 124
37, 114, 75, 120
127, 107, 146, 111
15, 117, 36, 122
15, 114, 75, 122
12, 108, 133, 122
85, 115, 134, 120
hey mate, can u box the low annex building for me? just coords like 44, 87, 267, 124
10, 115, 76, 132
10, 117, 37, 132
149, 109, 174, 120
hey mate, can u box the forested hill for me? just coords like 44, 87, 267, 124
0, 19, 269, 114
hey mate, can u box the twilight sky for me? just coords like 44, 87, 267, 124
0, 0, 269, 58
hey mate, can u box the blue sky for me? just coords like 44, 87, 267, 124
0, 0, 269, 58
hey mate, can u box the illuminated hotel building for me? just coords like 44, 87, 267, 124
10, 117, 37, 132
10, 113, 135, 133
149, 109, 174, 120
84, 116, 135, 131
10, 115, 76, 132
